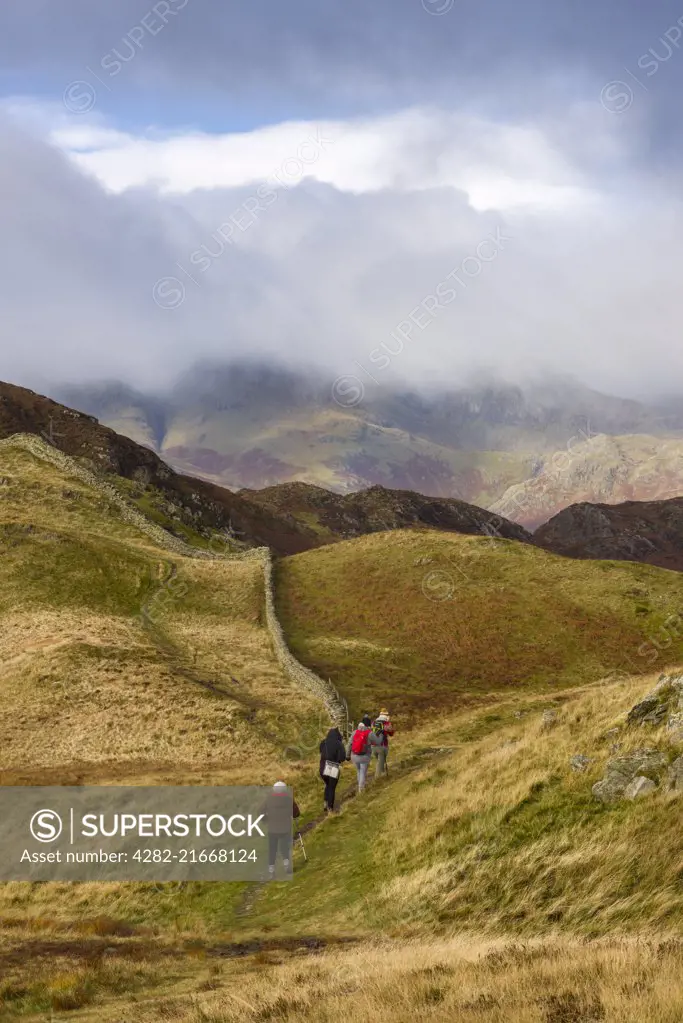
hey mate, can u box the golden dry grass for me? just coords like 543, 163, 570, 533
0, 442, 322, 788
5, 440, 683, 1022
43, 936, 683, 1022
374, 672, 683, 934
241, 669, 683, 939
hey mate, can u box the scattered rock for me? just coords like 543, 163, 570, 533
542, 709, 558, 729
627, 697, 668, 726
592, 748, 667, 803
570, 754, 591, 773
667, 714, 683, 742
623, 776, 657, 800
667, 757, 683, 792
627, 675, 683, 730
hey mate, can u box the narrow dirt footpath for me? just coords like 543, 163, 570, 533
235, 744, 458, 918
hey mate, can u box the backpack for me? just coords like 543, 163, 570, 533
351, 727, 371, 755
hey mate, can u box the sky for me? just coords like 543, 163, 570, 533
2, 0, 683, 399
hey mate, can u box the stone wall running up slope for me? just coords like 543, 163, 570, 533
0, 432, 348, 734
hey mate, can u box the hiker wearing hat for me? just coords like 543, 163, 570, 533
263, 781, 300, 878
319, 726, 346, 812
346, 715, 382, 792
372, 708, 395, 778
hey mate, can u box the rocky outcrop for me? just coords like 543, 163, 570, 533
623, 776, 657, 800
592, 748, 668, 803
626, 675, 683, 737
591, 676, 683, 802
534, 496, 683, 571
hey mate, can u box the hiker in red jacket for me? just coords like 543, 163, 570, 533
372, 707, 395, 778
346, 716, 382, 792
263, 781, 300, 878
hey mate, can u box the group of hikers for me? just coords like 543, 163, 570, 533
265, 708, 395, 876
318, 707, 394, 812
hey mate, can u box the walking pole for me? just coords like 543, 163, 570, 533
297, 831, 308, 862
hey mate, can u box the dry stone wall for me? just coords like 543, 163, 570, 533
1, 432, 348, 732
259, 549, 349, 733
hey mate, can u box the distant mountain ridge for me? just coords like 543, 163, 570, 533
4, 377, 683, 572
55, 361, 683, 517
491, 433, 683, 530
535, 497, 683, 572
0, 380, 532, 556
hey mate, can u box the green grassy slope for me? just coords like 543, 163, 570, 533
274, 529, 683, 719
241, 669, 683, 940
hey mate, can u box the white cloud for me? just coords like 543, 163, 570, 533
0, 99, 680, 403
39, 105, 602, 214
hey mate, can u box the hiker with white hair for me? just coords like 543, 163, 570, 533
346, 715, 382, 792
263, 781, 300, 878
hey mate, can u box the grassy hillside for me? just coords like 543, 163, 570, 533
0, 439, 320, 786
274, 529, 683, 718
13, 670, 680, 1020
4, 436, 683, 1019
235, 669, 683, 940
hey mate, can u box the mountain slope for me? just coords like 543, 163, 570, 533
4, 439, 683, 1017
0, 380, 542, 557
245, 667, 683, 943
535, 496, 683, 571
58, 361, 683, 507
0, 380, 325, 555
274, 528, 683, 717
242, 481, 532, 545
492, 433, 683, 530
0, 435, 320, 786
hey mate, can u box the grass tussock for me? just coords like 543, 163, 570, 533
0, 952, 162, 1016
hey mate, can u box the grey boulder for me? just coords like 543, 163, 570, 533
592, 748, 667, 803
623, 776, 657, 800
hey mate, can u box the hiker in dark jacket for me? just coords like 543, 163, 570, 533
372, 707, 395, 778
263, 781, 300, 878
319, 727, 346, 812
